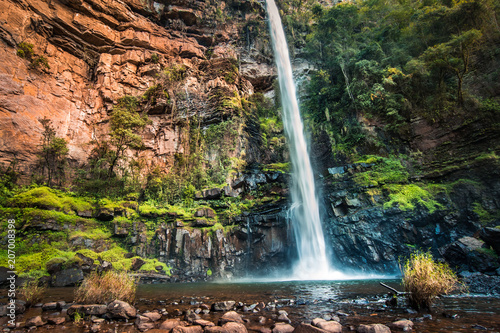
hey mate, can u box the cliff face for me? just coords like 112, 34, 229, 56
0, 0, 274, 175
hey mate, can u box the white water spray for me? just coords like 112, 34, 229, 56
265, 0, 347, 280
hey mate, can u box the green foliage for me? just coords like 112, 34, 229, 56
151, 53, 159, 64
9, 186, 92, 214
383, 184, 442, 213
354, 156, 409, 186
19, 279, 47, 307
162, 63, 186, 83
262, 162, 290, 172
35, 117, 69, 187
17, 42, 34, 60
472, 202, 496, 224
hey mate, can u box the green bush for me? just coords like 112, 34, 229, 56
74, 270, 137, 304
402, 251, 460, 310
384, 184, 442, 213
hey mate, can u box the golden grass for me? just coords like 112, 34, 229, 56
19, 279, 46, 307
402, 251, 460, 310
74, 270, 137, 304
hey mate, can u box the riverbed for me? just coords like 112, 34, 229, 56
2, 279, 499, 332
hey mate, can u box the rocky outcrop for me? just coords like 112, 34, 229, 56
0, 0, 270, 177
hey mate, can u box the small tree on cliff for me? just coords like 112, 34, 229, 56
107, 96, 150, 178
36, 117, 69, 187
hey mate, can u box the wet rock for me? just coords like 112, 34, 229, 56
25, 316, 44, 327
160, 319, 186, 330
136, 315, 156, 331
390, 320, 413, 331
52, 268, 84, 287
219, 311, 244, 324
277, 313, 291, 324
194, 319, 215, 327
212, 301, 236, 311
273, 323, 295, 333
107, 300, 137, 319
480, 227, 500, 255
293, 323, 329, 333
47, 317, 65, 325
131, 257, 146, 271
222, 322, 249, 333
312, 319, 326, 326
172, 325, 204, 333
143, 311, 162, 322
186, 310, 202, 323
42, 302, 58, 311
316, 321, 342, 333
357, 324, 391, 333
67, 304, 107, 316
471, 324, 488, 330
91, 323, 103, 333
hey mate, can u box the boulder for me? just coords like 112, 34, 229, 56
52, 268, 84, 287
160, 319, 186, 330
219, 311, 244, 325
42, 302, 58, 311
311, 319, 326, 326
131, 257, 146, 271
172, 325, 204, 333
293, 324, 329, 333
316, 321, 342, 333
480, 227, 500, 255
222, 322, 248, 333
25, 316, 44, 327
193, 319, 215, 327
136, 315, 156, 332
212, 301, 236, 311
390, 320, 413, 331
357, 324, 391, 333
67, 304, 107, 317
47, 317, 66, 325
107, 300, 137, 319
143, 311, 162, 322
273, 323, 295, 333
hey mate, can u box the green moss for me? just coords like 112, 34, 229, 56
472, 202, 497, 225
476, 247, 499, 259
354, 156, 409, 187
262, 162, 290, 172
100, 247, 127, 263
383, 184, 442, 213
140, 259, 170, 275
75, 249, 99, 260
138, 203, 168, 216
69, 227, 111, 241
9, 187, 93, 214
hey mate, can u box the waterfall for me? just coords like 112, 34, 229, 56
265, 0, 344, 280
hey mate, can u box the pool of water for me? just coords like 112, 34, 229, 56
2, 279, 499, 332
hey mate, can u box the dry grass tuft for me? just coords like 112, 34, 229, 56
402, 251, 460, 310
19, 279, 47, 307
74, 270, 137, 304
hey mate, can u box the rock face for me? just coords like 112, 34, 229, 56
0, 0, 272, 177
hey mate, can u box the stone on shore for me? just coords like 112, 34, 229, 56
219, 311, 244, 325
357, 324, 391, 333
212, 301, 236, 311
316, 321, 342, 333
391, 320, 413, 331
107, 300, 137, 319
272, 323, 295, 333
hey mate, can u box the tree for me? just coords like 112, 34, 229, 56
107, 96, 150, 178
421, 29, 483, 104
37, 117, 69, 186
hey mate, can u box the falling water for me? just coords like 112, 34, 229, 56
266, 0, 345, 280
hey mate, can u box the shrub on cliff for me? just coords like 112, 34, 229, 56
402, 251, 460, 310
74, 270, 137, 304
